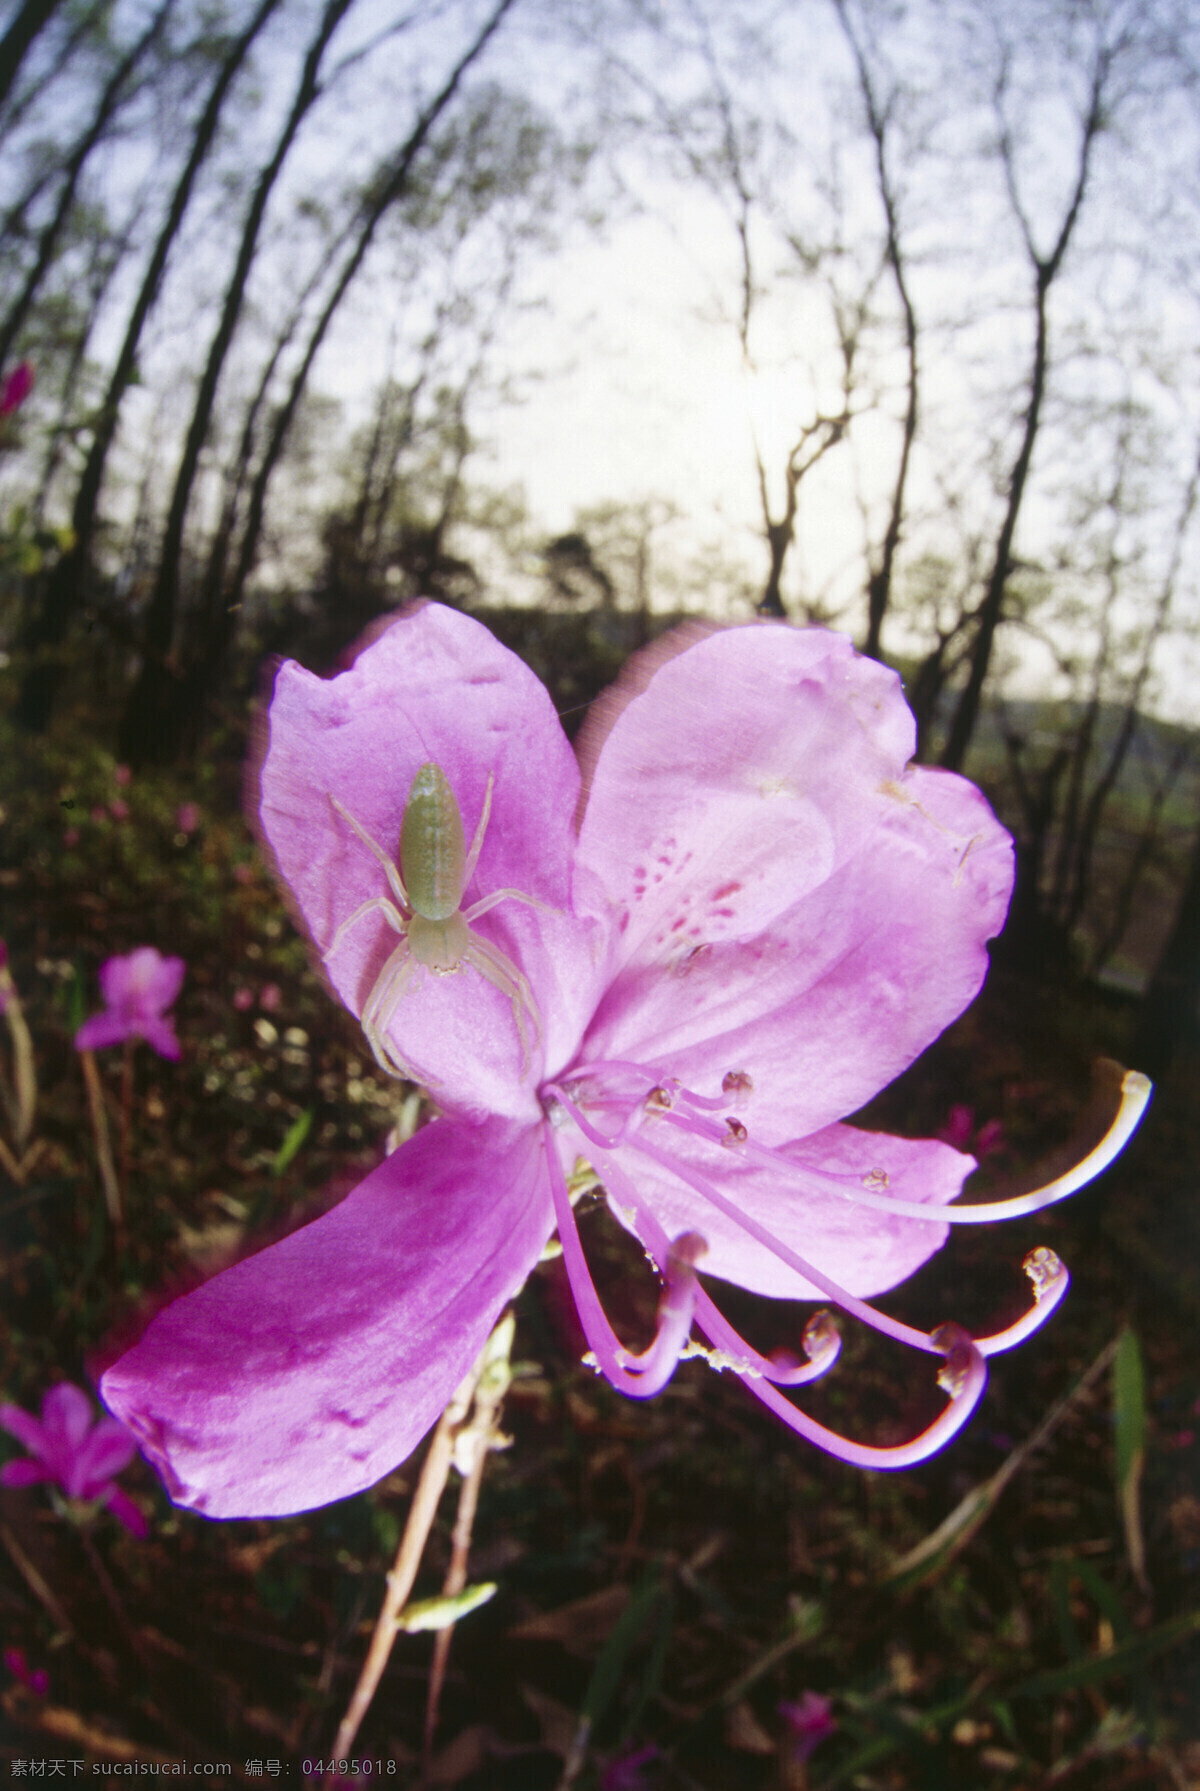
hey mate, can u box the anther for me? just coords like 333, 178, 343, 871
721, 1117, 748, 1147
722, 1070, 753, 1098
644, 1085, 675, 1113
861, 1166, 890, 1190
931, 1321, 974, 1398
802, 1310, 840, 1363
1023, 1245, 1065, 1299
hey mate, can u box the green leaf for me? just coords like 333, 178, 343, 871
271, 1106, 313, 1176
1010, 1606, 1200, 1699
581, 1568, 671, 1735
1113, 1326, 1148, 1590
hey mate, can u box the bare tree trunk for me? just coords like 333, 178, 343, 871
0, 0, 64, 114
1135, 814, 1200, 1080
15, 0, 282, 732
0, 0, 170, 371
118, 0, 356, 764
140, 0, 519, 759
940, 43, 1109, 775
833, 0, 918, 662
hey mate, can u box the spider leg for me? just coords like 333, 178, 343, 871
463, 933, 542, 1074
461, 772, 495, 891
463, 886, 556, 922
328, 794, 411, 913
360, 941, 421, 1080
327, 894, 410, 959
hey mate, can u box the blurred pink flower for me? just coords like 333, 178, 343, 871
91, 804, 108, 823
232, 987, 254, 1011
63, 826, 80, 847
0, 361, 33, 416
938, 1104, 1005, 1158
1, 1384, 146, 1536
259, 982, 281, 1012
780, 1691, 837, 1763
103, 605, 1147, 1520
109, 798, 130, 822
3, 1647, 49, 1697
176, 802, 200, 834
75, 947, 185, 1059
114, 764, 132, 786
601, 1745, 659, 1790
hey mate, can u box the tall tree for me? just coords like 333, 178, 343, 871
119, 0, 520, 761
0, 0, 171, 371
16, 0, 286, 731
0, 0, 65, 114
938, 13, 1116, 773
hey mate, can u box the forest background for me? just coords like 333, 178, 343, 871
1, 0, 1200, 1785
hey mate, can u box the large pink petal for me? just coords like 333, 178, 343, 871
575, 626, 917, 980
256, 603, 601, 1123
101, 1117, 552, 1518
581, 755, 1013, 1142
607, 1120, 970, 1299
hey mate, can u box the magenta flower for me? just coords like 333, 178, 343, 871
74, 947, 185, 1059
780, 1691, 837, 1763
0, 360, 33, 416
938, 1104, 1005, 1159
1, 1384, 146, 1536
4, 1647, 49, 1696
176, 801, 200, 834
101, 604, 1149, 1518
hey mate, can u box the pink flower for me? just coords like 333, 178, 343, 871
74, 947, 185, 1059
101, 604, 1148, 1519
0, 1384, 146, 1536
4, 1648, 49, 1697
109, 798, 130, 822
176, 802, 200, 834
601, 1745, 659, 1790
780, 1691, 837, 1762
0, 361, 33, 416
114, 764, 132, 786
232, 987, 254, 1011
259, 982, 281, 1012
938, 1104, 1005, 1158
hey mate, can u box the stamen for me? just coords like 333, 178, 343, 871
629, 1130, 940, 1355
722, 1117, 748, 1147
971, 1247, 1069, 1356
542, 1131, 700, 1399
722, 1070, 753, 1098
708, 1064, 1151, 1226
738, 1324, 987, 1471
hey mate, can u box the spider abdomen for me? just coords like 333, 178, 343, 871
400, 763, 466, 922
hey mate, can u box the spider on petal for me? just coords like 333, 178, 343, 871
326, 761, 547, 1081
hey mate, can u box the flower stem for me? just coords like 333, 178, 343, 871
421, 1316, 514, 1776
0, 956, 37, 1152
325, 1337, 497, 1772
118, 1039, 134, 1189
79, 1048, 121, 1225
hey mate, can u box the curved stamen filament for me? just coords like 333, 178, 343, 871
574, 1129, 985, 1465
627, 1127, 941, 1356
737, 1326, 988, 1471
542, 1130, 700, 1399
972, 1247, 1069, 1356
670, 1066, 1150, 1226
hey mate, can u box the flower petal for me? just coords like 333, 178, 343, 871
73, 1419, 139, 1497
0, 1402, 49, 1460
583, 754, 1012, 1142
137, 1016, 182, 1061
1, 1459, 50, 1488
74, 1010, 132, 1052
41, 1383, 95, 1454
576, 626, 915, 977
102, 1117, 552, 1517
611, 1120, 971, 1299
256, 603, 600, 1122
